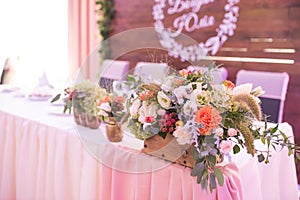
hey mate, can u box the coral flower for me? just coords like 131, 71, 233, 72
139, 90, 154, 101
223, 80, 235, 90
179, 69, 189, 77
195, 105, 222, 135
98, 95, 111, 106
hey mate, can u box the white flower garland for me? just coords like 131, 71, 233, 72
152, 0, 240, 61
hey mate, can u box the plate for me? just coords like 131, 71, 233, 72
27, 94, 53, 101
12, 91, 26, 97
0, 85, 19, 93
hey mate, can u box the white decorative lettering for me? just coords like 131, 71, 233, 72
172, 14, 215, 37
167, 0, 215, 15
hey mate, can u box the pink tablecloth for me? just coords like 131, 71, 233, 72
0, 93, 298, 199
0, 110, 243, 200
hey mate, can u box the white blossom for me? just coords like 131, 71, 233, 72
129, 99, 141, 119
173, 126, 193, 145
174, 85, 191, 104
183, 100, 198, 116
157, 91, 172, 109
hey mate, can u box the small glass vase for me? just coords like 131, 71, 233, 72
105, 118, 123, 142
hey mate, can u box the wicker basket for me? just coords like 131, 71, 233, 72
73, 108, 100, 129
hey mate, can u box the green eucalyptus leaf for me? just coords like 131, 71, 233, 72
279, 130, 289, 143
270, 124, 279, 134
63, 105, 68, 113
207, 155, 216, 167
261, 137, 266, 145
267, 138, 270, 148
201, 172, 208, 190
288, 147, 293, 156
51, 93, 61, 103
205, 135, 217, 144
209, 173, 217, 192
191, 162, 205, 177
127, 75, 136, 82
233, 144, 240, 154
271, 144, 277, 151
214, 167, 224, 186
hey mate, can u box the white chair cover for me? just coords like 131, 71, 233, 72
133, 62, 168, 83
100, 59, 130, 80
235, 70, 289, 123
99, 59, 130, 92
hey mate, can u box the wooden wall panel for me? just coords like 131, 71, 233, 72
109, 0, 300, 182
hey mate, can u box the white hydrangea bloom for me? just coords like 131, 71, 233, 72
173, 126, 193, 145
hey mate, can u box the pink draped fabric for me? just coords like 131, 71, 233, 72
68, 0, 100, 81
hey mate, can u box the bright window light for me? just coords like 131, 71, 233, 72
0, 0, 68, 90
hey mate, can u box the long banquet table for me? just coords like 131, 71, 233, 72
0, 92, 298, 200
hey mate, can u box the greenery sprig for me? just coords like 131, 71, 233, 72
96, 0, 115, 59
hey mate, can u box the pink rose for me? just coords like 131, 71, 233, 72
220, 140, 232, 154
228, 128, 237, 137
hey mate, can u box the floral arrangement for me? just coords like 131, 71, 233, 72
97, 94, 126, 123
52, 80, 109, 117
120, 65, 299, 191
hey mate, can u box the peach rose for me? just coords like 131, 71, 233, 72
179, 69, 190, 77
195, 105, 222, 135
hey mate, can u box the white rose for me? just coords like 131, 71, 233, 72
157, 91, 172, 109
174, 86, 191, 104
183, 100, 198, 116
138, 102, 158, 123
129, 99, 141, 119
190, 89, 210, 106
